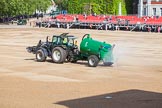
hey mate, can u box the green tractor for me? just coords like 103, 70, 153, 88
26, 33, 114, 67
17, 19, 27, 25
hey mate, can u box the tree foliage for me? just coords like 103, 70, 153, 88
0, 0, 51, 18
125, 0, 133, 14
0, 0, 132, 18
56, 0, 128, 15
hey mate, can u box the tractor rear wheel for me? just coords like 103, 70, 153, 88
88, 55, 99, 67
52, 47, 67, 63
36, 49, 47, 62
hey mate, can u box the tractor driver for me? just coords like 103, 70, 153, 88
63, 38, 68, 44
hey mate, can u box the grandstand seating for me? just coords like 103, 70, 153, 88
53, 14, 162, 25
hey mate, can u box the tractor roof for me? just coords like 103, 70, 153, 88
53, 33, 77, 39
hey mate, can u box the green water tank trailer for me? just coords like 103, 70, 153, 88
80, 34, 114, 67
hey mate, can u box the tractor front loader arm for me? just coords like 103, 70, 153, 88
26, 40, 42, 54
26, 46, 37, 54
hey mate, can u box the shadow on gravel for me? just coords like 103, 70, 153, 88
55, 89, 162, 108
46, 60, 88, 66
24, 58, 113, 67
72, 61, 88, 66
24, 58, 35, 61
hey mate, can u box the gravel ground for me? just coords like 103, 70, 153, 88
0, 27, 162, 108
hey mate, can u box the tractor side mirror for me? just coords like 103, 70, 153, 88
46, 36, 51, 42
37, 40, 42, 46
39, 40, 41, 44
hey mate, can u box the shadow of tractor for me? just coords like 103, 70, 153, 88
55, 89, 162, 108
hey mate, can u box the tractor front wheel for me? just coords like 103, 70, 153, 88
52, 47, 67, 63
88, 55, 99, 67
36, 50, 47, 62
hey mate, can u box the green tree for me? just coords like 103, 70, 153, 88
61, 0, 128, 15
0, 0, 51, 18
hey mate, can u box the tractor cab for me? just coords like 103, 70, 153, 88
26, 33, 114, 67
52, 33, 78, 48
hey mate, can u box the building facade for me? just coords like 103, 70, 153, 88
138, 0, 162, 17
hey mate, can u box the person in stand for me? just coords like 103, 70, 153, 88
39, 21, 41, 28
115, 25, 118, 31
73, 16, 76, 22
158, 26, 161, 33
11, 19, 14, 24
83, 12, 87, 20
105, 24, 108, 30
57, 23, 60, 28
147, 26, 151, 32
89, 24, 92, 29
66, 23, 69, 29
76, 15, 79, 22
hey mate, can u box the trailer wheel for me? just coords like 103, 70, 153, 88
36, 49, 46, 62
52, 47, 67, 63
88, 55, 99, 67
